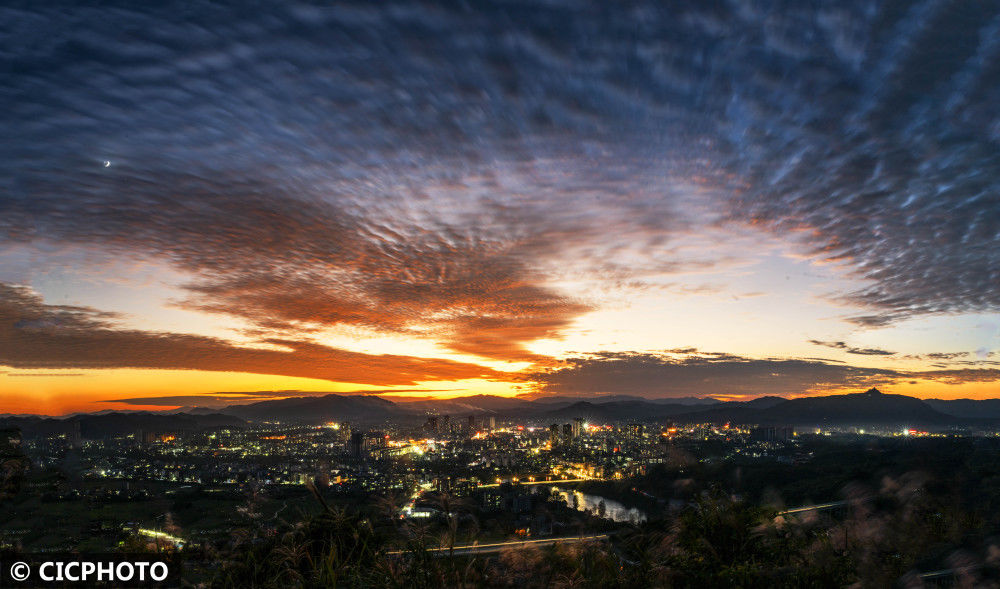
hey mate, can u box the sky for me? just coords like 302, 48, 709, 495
2, 0, 1000, 415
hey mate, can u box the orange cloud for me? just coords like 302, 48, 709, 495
0, 284, 499, 386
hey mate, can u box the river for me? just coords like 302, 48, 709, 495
547, 486, 647, 523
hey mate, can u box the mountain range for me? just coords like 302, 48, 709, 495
185, 388, 1000, 429
6, 389, 1000, 432
676, 388, 969, 428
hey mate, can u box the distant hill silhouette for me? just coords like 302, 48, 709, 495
390, 394, 536, 414
734, 396, 787, 410
683, 388, 977, 429
764, 388, 949, 426
221, 394, 412, 424
13, 389, 1000, 429
532, 395, 719, 407
538, 400, 707, 422
924, 398, 1000, 419
509, 388, 998, 429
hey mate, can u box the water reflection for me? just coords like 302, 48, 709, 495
549, 486, 647, 523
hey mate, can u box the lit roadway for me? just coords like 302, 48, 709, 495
387, 499, 863, 558
387, 535, 609, 557
777, 501, 849, 515
777, 497, 871, 516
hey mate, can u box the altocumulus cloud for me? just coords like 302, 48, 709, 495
1, 0, 999, 374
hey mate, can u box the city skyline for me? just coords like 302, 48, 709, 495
3, 1, 1000, 415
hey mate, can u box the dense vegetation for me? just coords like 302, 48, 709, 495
7, 434, 1000, 586
204, 483, 998, 587
204, 436, 1000, 587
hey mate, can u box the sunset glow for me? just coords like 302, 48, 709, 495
2, 2, 999, 415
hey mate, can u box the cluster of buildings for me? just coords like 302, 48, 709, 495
3, 412, 810, 548
423, 414, 496, 435
8, 415, 808, 497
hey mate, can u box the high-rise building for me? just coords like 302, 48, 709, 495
562, 423, 573, 445
134, 429, 162, 445
487, 415, 496, 431
367, 431, 388, 452
549, 424, 560, 446
69, 420, 82, 449
626, 423, 644, 442
572, 417, 583, 438
750, 426, 794, 442
425, 415, 439, 434
442, 414, 451, 433
349, 431, 388, 459
348, 432, 365, 458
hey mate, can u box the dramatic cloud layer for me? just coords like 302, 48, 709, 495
2, 1, 999, 396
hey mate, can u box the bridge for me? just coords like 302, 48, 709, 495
777, 500, 850, 515
477, 478, 593, 488
777, 497, 871, 516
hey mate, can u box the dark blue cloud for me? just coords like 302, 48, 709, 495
1, 0, 998, 346
809, 339, 896, 356
527, 349, 1000, 397
526, 350, 901, 397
